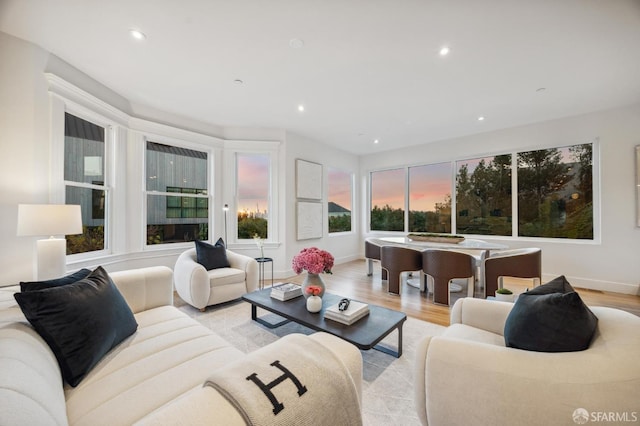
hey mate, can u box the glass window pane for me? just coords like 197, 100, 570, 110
237, 154, 269, 239
409, 163, 452, 233
517, 144, 593, 239
370, 168, 405, 231
146, 142, 207, 193
64, 113, 105, 184
147, 194, 208, 244
456, 154, 512, 236
145, 141, 209, 245
65, 186, 105, 254
328, 168, 352, 233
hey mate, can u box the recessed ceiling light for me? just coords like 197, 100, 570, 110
439, 46, 450, 56
536, 87, 546, 92
129, 29, 146, 41
477, 116, 485, 121
234, 79, 243, 85
290, 38, 304, 49
374, 139, 379, 144
298, 105, 305, 112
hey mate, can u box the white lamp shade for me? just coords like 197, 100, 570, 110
17, 204, 83, 237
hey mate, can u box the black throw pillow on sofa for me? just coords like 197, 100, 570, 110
14, 266, 138, 387
195, 239, 230, 270
20, 268, 92, 292
503, 276, 598, 352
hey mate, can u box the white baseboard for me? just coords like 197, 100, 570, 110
542, 273, 639, 295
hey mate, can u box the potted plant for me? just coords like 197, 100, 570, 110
495, 287, 514, 302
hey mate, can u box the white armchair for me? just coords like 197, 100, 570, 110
414, 297, 640, 426
174, 248, 258, 310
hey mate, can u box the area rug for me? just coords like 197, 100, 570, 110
175, 298, 445, 425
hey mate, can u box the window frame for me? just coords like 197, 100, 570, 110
52, 104, 116, 260
366, 139, 600, 242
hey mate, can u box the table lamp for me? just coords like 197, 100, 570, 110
17, 204, 83, 280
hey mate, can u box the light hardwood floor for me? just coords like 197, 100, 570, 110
283, 259, 640, 327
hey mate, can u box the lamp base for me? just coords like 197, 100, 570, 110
36, 238, 67, 280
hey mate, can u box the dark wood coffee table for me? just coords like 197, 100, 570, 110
242, 289, 407, 357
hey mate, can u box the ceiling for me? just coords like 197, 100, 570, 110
1, 0, 640, 155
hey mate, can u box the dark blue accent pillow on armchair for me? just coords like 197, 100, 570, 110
503, 276, 598, 352
195, 239, 230, 270
14, 266, 138, 386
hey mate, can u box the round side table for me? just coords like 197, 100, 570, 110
255, 257, 274, 289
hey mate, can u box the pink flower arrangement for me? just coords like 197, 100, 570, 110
305, 285, 322, 296
292, 247, 334, 275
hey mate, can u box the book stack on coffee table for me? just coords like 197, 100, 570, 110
270, 283, 302, 301
325, 300, 369, 325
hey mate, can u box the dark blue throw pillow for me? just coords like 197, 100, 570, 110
503, 276, 598, 352
195, 239, 230, 270
14, 266, 138, 387
20, 268, 92, 292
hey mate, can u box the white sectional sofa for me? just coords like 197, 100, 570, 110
0, 266, 363, 425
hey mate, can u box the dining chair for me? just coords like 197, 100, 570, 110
380, 246, 422, 295
421, 249, 475, 305
365, 239, 386, 279
481, 248, 542, 298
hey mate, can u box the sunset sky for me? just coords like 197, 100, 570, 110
237, 154, 269, 213
328, 168, 352, 210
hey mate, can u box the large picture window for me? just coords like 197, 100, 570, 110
328, 168, 353, 233
369, 141, 595, 240
518, 143, 593, 239
64, 113, 108, 254
456, 154, 512, 236
370, 168, 405, 231
146, 141, 208, 245
409, 163, 452, 233
236, 154, 270, 239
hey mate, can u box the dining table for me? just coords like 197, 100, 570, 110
365, 236, 509, 292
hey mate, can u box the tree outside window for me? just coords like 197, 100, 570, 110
409, 162, 452, 233
518, 144, 593, 239
370, 168, 405, 231
455, 154, 512, 236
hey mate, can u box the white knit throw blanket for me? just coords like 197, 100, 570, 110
204, 333, 362, 426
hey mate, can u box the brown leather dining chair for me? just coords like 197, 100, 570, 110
380, 246, 422, 295
422, 249, 475, 305
481, 248, 542, 298
365, 239, 386, 279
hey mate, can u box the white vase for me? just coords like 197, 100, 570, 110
301, 272, 326, 299
495, 292, 514, 302
306, 295, 323, 313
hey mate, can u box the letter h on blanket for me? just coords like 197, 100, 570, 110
246, 360, 308, 415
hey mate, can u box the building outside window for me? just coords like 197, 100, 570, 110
64, 113, 108, 254
146, 141, 208, 245
517, 143, 593, 239
236, 154, 270, 239
370, 168, 405, 231
409, 162, 452, 233
328, 167, 353, 233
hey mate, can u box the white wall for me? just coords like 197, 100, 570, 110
360, 105, 640, 294
283, 132, 361, 276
